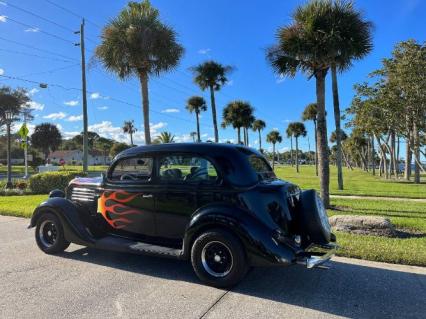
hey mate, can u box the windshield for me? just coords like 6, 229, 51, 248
248, 155, 276, 181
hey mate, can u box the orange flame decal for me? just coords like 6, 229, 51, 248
98, 191, 141, 229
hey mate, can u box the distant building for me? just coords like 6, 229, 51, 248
48, 150, 111, 166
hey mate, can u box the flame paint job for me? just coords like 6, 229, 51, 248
97, 191, 141, 229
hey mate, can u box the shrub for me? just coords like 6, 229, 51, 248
29, 171, 87, 194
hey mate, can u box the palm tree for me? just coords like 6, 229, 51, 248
122, 120, 137, 146
252, 119, 266, 151
95, 1, 184, 145
222, 100, 253, 145
287, 122, 307, 173
154, 131, 175, 144
266, 131, 282, 171
302, 102, 318, 176
186, 96, 207, 142
267, 1, 337, 207
191, 61, 233, 142
286, 126, 294, 167
328, 1, 373, 190
190, 131, 197, 142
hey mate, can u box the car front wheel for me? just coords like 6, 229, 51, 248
191, 229, 248, 288
35, 212, 70, 254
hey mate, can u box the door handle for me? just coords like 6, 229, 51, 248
142, 194, 153, 198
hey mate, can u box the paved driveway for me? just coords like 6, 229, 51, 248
1, 215, 425, 319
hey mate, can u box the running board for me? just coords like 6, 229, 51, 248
94, 236, 183, 259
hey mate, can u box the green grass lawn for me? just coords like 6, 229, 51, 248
275, 165, 426, 199
329, 197, 426, 266
0, 165, 108, 175
0, 195, 47, 218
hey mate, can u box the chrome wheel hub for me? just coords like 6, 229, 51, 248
39, 220, 58, 248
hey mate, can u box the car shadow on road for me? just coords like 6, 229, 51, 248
61, 247, 426, 318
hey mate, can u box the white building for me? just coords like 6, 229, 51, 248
48, 150, 111, 166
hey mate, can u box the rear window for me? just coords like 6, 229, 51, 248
248, 155, 276, 181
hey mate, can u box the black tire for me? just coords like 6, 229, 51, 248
300, 189, 331, 244
35, 212, 70, 254
191, 229, 249, 288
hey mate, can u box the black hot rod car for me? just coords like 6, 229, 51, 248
29, 143, 336, 287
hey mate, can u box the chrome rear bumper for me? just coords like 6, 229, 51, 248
297, 243, 338, 269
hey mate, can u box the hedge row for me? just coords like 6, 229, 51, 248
29, 171, 87, 194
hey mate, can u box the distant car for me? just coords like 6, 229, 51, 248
29, 143, 336, 287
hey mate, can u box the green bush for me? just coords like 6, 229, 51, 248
29, 171, 87, 194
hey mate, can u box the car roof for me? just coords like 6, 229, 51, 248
118, 142, 261, 157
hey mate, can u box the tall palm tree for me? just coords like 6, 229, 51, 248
286, 126, 294, 167
302, 102, 318, 176
222, 100, 253, 145
328, 0, 373, 190
191, 61, 233, 142
267, 0, 337, 207
186, 96, 207, 142
252, 119, 266, 151
288, 122, 307, 173
266, 130, 282, 171
190, 131, 197, 142
153, 131, 175, 144
95, 1, 184, 145
122, 120, 137, 146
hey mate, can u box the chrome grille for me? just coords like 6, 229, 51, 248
70, 187, 96, 202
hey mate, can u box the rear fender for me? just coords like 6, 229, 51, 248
29, 197, 95, 246
182, 203, 296, 266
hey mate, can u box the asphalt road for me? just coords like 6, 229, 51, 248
1, 215, 425, 319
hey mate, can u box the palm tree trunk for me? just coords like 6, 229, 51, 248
272, 143, 275, 170
290, 136, 293, 167
331, 64, 343, 190
258, 129, 262, 151
396, 135, 400, 174
130, 132, 134, 146
243, 128, 247, 146
196, 112, 201, 142
295, 136, 299, 173
237, 127, 241, 144
246, 128, 249, 146
413, 120, 420, 184
209, 85, 219, 143
314, 120, 318, 176
371, 135, 375, 176
139, 72, 151, 144
315, 70, 330, 207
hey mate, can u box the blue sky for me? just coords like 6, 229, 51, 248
0, 0, 425, 155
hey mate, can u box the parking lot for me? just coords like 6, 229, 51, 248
1, 215, 425, 319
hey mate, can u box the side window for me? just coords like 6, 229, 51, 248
110, 157, 153, 182
159, 155, 218, 184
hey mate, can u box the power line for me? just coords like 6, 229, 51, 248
6, 16, 75, 44
0, 48, 75, 63
0, 36, 79, 62
44, 0, 103, 30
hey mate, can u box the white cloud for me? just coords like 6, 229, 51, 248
25, 27, 40, 33
55, 123, 63, 131
150, 122, 167, 131
0, 2, 6, 6
276, 74, 285, 84
27, 88, 39, 96
64, 100, 79, 106
0, 68, 4, 75
26, 101, 44, 111
226, 80, 234, 86
198, 48, 211, 55
97, 106, 108, 110
43, 112, 67, 120
0, 15, 7, 23
90, 92, 108, 100
273, 127, 279, 131
66, 115, 83, 122
174, 134, 193, 143
161, 108, 180, 113
62, 131, 80, 140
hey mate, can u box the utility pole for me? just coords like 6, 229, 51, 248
75, 18, 88, 173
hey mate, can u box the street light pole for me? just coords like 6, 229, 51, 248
5, 111, 13, 189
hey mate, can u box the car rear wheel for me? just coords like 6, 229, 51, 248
191, 229, 248, 288
35, 212, 70, 254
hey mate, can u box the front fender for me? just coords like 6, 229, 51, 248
183, 203, 297, 266
29, 197, 95, 246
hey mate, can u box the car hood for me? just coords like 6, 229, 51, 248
69, 176, 103, 187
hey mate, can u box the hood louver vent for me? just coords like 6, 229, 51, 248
70, 187, 96, 202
